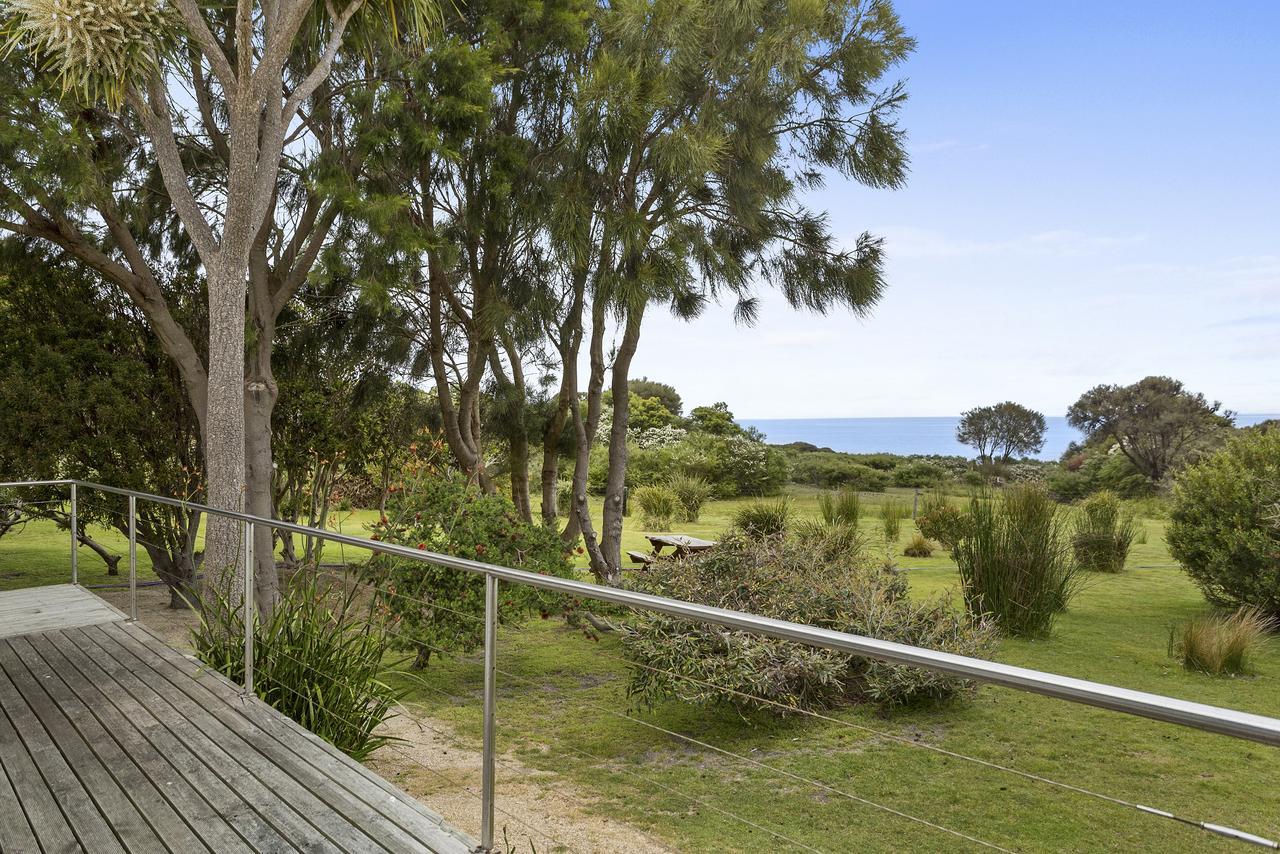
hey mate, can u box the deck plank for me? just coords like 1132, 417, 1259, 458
0, 648, 127, 854
0, 585, 473, 854
29, 631, 259, 854
88, 623, 444, 854
126, 621, 473, 852
8, 635, 211, 853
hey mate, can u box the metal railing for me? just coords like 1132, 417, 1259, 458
3, 478, 1280, 851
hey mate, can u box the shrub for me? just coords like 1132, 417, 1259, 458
903, 532, 933, 558
1167, 430, 1280, 618
916, 491, 967, 550
734, 499, 792, 539
954, 485, 1082, 638
673, 433, 788, 497
788, 453, 889, 491
667, 474, 712, 522
620, 535, 996, 713
365, 469, 576, 667
818, 487, 861, 526
1169, 608, 1274, 676
1071, 490, 1136, 572
793, 519, 866, 561
634, 486, 680, 530
892, 461, 947, 488
191, 575, 400, 760
881, 499, 908, 543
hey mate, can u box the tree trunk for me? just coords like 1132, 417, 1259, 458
200, 260, 248, 610
598, 304, 644, 583
572, 299, 611, 578
244, 376, 279, 617
542, 275, 586, 530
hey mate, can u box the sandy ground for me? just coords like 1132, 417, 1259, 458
94, 584, 672, 854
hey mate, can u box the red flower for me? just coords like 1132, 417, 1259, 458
417, 542, 426, 550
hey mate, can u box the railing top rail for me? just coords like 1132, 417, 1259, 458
5, 477, 1280, 747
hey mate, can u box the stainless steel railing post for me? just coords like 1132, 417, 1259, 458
69, 482, 78, 585
243, 519, 255, 697
480, 572, 498, 851
127, 495, 138, 621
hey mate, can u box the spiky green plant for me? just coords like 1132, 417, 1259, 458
190, 574, 401, 760
734, 498, 792, 540
634, 486, 679, 531
667, 474, 712, 522
818, 487, 861, 526
954, 485, 1083, 638
1071, 490, 1137, 572
880, 498, 907, 544
1, 0, 174, 106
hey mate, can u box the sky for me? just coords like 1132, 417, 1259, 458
626, 1, 1280, 419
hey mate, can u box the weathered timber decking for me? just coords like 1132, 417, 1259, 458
0, 585, 474, 853
0, 583, 124, 640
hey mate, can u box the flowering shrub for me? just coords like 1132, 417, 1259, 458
620, 535, 995, 713
632, 424, 687, 449
364, 463, 576, 668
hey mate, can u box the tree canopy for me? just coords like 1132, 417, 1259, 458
957, 402, 1047, 463
1066, 376, 1233, 483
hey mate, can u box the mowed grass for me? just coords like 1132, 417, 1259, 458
3, 488, 1278, 851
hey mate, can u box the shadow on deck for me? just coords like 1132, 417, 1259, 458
0, 584, 475, 853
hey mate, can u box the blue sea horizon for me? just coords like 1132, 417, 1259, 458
738, 414, 1279, 461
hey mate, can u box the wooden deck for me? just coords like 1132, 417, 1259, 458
0, 585, 474, 853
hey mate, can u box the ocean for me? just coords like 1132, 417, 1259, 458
738, 415, 1279, 461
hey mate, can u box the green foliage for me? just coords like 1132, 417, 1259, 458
792, 519, 866, 562
629, 377, 682, 417
1167, 430, 1280, 617
1067, 376, 1233, 483
1071, 490, 1136, 573
789, 453, 890, 490
903, 532, 933, 558
957, 401, 1047, 462
589, 433, 786, 499
916, 491, 968, 551
1046, 442, 1152, 501
734, 499, 792, 540
190, 575, 399, 760
687, 402, 741, 436
954, 485, 1083, 638
1169, 608, 1274, 677
364, 465, 575, 667
880, 499, 908, 542
818, 488, 861, 526
634, 486, 679, 530
892, 461, 947, 487
0, 241, 202, 593
620, 535, 995, 713
666, 474, 712, 523
628, 395, 674, 432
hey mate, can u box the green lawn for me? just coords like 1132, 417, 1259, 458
2, 489, 1277, 851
